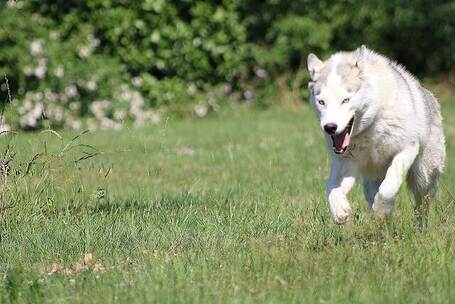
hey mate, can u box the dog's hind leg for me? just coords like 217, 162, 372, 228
408, 92, 445, 228
407, 154, 443, 229
363, 178, 381, 209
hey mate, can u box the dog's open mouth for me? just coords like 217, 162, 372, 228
331, 117, 354, 154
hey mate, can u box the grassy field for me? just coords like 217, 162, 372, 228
0, 93, 454, 303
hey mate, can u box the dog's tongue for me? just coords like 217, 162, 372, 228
332, 129, 351, 153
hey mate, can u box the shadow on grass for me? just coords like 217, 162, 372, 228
43, 190, 237, 217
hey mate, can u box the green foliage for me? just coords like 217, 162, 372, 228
22, 0, 248, 83
242, 0, 455, 74
0, 0, 454, 130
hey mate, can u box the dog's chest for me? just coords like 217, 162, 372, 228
340, 133, 398, 177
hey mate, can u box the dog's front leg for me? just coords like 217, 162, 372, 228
327, 159, 357, 224
372, 144, 419, 218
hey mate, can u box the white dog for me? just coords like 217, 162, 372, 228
307, 46, 445, 225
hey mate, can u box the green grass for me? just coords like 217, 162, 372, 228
1, 97, 455, 303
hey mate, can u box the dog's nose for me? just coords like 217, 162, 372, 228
324, 123, 337, 135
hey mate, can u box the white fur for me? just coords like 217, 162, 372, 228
307, 46, 446, 225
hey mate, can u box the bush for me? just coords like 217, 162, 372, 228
0, 6, 160, 131
1, 0, 251, 131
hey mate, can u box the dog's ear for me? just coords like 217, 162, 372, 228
353, 60, 364, 78
347, 57, 363, 78
307, 53, 324, 81
355, 45, 367, 76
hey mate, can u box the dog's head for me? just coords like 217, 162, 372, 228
307, 48, 378, 154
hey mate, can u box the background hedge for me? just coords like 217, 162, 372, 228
1, 0, 454, 130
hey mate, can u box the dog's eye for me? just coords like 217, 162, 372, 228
318, 100, 325, 106
342, 98, 350, 104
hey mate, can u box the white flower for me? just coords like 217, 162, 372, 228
23, 66, 33, 76
49, 31, 59, 40
187, 83, 197, 95
0, 123, 11, 134
193, 37, 202, 47
0, 117, 11, 134
7, 0, 23, 8
88, 34, 100, 48
30, 39, 44, 56
31, 103, 44, 119
194, 105, 208, 118
87, 80, 97, 91
78, 46, 91, 58
34, 65, 47, 79
47, 106, 63, 121
114, 109, 127, 120
54, 66, 64, 78
65, 85, 78, 98
223, 84, 232, 94
120, 85, 133, 101
151, 31, 160, 43
71, 120, 81, 130
243, 90, 253, 100
128, 91, 144, 108
20, 114, 37, 128
90, 101, 105, 119
131, 77, 143, 87
44, 89, 58, 102
255, 68, 268, 79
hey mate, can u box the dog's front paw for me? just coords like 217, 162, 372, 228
329, 199, 352, 225
372, 193, 394, 219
